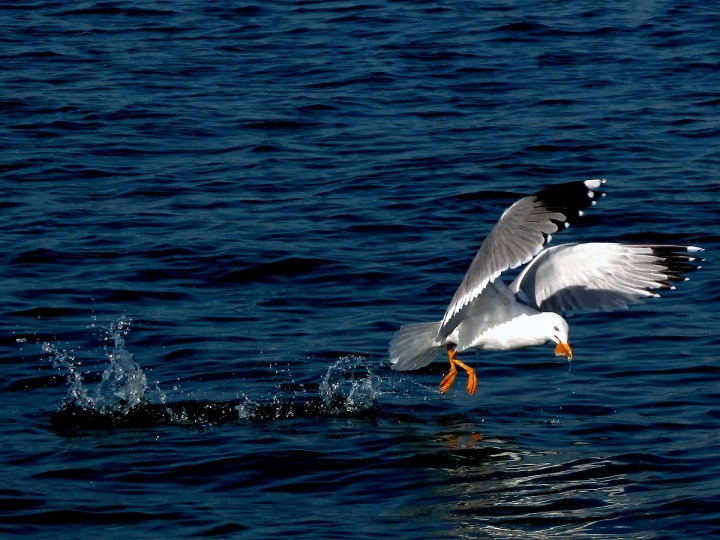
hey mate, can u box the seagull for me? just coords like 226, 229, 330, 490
389, 179, 702, 395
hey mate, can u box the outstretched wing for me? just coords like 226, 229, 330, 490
437, 179, 606, 341
510, 243, 703, 316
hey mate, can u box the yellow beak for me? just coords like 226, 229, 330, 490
554, 341, 573, 360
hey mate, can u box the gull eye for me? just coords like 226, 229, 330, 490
553, 326, 560, 332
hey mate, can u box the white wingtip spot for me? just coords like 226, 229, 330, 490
546, 234, 553, 243
687, 246, 703, 252
587, 191, 595, 199
583, 179, 606, 188
670, 286, 676, 290
591, 200, 597, 206
578, 210, 584, 217
564, 222, 570, 229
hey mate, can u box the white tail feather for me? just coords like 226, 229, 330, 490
389, 321, 443, 371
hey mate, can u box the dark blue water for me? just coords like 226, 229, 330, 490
2, 1, 719, 538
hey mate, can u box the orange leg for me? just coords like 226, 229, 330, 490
439, 345, 477, 395
439, 346, 458, 394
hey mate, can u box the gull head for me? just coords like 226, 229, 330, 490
540, 312, 572, 360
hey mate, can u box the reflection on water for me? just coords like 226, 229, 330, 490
434, 442, 633, 538
459, 467, 623, 536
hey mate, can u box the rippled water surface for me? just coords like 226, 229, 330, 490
2, 1, 720, 538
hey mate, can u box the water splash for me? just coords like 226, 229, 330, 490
44, 317, 149, 414
46, 325, 379, 430
319, 356, 377, 414
235, 356, 379, 421
42, 343, 93, 410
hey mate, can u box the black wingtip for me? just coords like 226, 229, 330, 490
647, 245, 704, 287
533, 178, 607, 229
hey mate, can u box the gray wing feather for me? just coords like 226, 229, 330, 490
437, 179, 606, 340
455, 280, 519, 351
510, 243, 703, 316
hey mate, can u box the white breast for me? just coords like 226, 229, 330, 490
461, 313, 551, 351
451, 303, 555, 353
